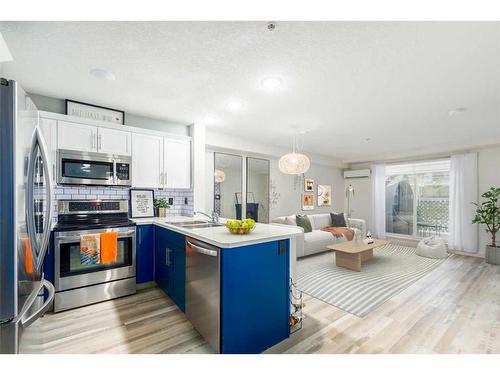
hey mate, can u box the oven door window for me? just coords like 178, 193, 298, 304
59, 237, 133, 277
61, 158, 114, 181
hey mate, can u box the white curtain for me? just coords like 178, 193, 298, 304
370, 163, 386, 239
448, 153, 478, 253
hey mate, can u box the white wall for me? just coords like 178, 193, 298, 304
477, 146, 500, 256
190, 123, 206, 213
344, 176, 372, 227
270, 158, 344, 218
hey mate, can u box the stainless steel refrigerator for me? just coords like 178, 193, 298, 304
0, 78, 55, 354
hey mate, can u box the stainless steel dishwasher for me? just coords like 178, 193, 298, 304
185, 237, 220, 353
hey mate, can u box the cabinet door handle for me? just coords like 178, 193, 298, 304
98, 134, 102, 151
165, 247, 171, 266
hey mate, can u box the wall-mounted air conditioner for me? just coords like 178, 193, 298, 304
343, 169, 371, 179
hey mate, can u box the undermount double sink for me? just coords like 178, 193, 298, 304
165, 220, 225, 229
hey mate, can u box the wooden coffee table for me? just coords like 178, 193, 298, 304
327, 239, 389, 271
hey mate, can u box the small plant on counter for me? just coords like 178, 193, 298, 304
154, 198, 170, 217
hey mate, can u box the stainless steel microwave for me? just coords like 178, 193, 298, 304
57, 149, 132, 186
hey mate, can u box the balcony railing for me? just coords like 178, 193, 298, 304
416, 197, 449, 237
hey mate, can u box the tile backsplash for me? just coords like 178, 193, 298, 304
52, 186, 193, 224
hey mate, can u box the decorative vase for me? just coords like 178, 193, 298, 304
485, 245, 500, 265
158, 207, 167, 217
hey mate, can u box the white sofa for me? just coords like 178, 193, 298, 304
272, 213, 367, 258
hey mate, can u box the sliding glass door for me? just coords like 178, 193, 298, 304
385, 159, 450, 238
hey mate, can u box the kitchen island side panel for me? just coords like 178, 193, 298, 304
220, 239, 290, 354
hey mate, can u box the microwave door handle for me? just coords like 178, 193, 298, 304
113, 159, 117, 184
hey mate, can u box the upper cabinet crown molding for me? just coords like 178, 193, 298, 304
40, 111, 191, 142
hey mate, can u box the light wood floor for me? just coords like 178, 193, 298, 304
23, 254, 500, 354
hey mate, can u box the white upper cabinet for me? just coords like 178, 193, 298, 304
132, 133, 163, 188
58, 120, 98, 152
57, 120, 131, 155
54, 115, 191, 189
97, 127, 131, 156
163, 137, 191, 189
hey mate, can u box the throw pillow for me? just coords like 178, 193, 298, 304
295, 215, 312, 233
330, 212, 347, 227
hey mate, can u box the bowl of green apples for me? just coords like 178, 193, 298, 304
225, 219, 256, 234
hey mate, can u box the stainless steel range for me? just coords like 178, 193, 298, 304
52, 200, 136, 312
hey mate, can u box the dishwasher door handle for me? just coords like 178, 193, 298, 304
187, 240, 218, 257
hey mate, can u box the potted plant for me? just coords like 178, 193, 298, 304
472, 187, 500, 264
154, 198, 170, 217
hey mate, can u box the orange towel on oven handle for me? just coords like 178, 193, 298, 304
100, 231, 118, 264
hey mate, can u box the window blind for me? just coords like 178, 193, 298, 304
385, 159, 450, 176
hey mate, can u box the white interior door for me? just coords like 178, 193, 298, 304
164, 138, 191, 189
132, 133, 163, 188
57, 121, 97, 152
97, 127, 131, 156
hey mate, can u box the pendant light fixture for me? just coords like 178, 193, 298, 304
278, 131, 311, 175
214, 169, 226, 183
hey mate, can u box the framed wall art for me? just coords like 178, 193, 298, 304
129, 189, 155, 218
304, 178, 314, 192
317, 184, 332, 206
66, 99, 125, 124
302, 193, 314, 211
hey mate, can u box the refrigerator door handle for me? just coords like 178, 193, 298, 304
20, 279, 55, 328
26, 127, 53, 271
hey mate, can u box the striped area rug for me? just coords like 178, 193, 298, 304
295, 243, 448, 317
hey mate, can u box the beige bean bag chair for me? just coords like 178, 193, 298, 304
416, 236, 448, 259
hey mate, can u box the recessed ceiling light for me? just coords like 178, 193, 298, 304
203, 114, 218, 125
89, 68, 116, 81
261, 77, 283, 91
448, 107, 467, 116
266, 22, 277, 31
226, 100, 243, 111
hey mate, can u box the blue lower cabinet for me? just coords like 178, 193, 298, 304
43, 232, 55, 284
154, 226, 186, 312
171, 246, 186, 312
136, 225, 155, 284
220, 239, 290, 354
155, 226, 172, 296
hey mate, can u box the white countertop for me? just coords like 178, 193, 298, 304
131, 215, 301, 248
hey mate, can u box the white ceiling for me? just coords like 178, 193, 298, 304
1, 21, 499, 163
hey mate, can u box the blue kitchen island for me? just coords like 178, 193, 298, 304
134, 217, 301, 354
